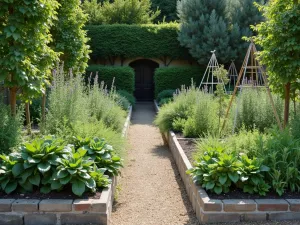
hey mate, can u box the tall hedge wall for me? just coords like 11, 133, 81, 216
154, 67, 205, 96
86, 23, 191, 60
86, 65, 135, 94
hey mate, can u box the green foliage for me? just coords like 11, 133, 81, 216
177, 0, 265, 64
82, 0, 160, 25
114, 94, 130, 111
117, 90, 136, 107
159, 98, 173, 106
235, 89, 284, 132
51, 0, 90, 73
253, 0, 300, 89
44, 67, 126, 137
151, 0, 178, 22
154, 85, 228, 137
154, 67, 205, 97
214, 65, 229, 132
254, 128, 300, 196
0, 136, 120, 196
0, 0, 59, 101
86, 65, 135, 94
291, 115, 300, 140
157, 89, 175, 103
188, 144, 270, 195
86, 24, 191, 61
192, 127, 300, 196
0, 100, 23, 154
178, 0, 233, 64
74, 137, 123, 176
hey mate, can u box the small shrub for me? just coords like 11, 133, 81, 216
117, 90, 136, 107
236, 89, 283, 132
0, 100, 23, 154
159, 98, 172, 106
157, 89, 175, 102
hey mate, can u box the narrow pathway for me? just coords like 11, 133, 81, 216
112, 103, 198, 225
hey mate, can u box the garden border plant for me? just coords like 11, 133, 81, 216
0, 106, 132, 225
155, 103, 300, 223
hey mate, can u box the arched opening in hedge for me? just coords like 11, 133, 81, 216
129, 59, 159, 101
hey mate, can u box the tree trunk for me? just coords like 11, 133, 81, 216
25, 102, 31, 134
284, 82, 291, 128
9, 87, 17, 117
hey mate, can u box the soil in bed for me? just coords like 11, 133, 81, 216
0, 186, 102, 200
176, 134, 300, 200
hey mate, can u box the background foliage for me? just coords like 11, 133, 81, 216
82, 0, 160, 25
154, 67, 205, 96
86, 65, 135, 94
51, 0, 91, 73
86, 24, 192, 62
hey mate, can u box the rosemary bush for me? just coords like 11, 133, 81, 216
235, 89, 283, 132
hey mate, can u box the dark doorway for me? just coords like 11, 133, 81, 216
129, 59, 159, 101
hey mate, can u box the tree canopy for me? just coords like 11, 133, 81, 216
51, 0, 90, 73
82, 0, 160, 25
0, 0, 59, 114
253, 0, 300, 126
177, 0, 266, 65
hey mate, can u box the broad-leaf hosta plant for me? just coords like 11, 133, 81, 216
188, 148, 270, 196
74, 137, 123, 176
0, 136, 120, 196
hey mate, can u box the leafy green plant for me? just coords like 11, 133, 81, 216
189, 142, 270, 195
117, 90, 136, 107
0, 100, 23, 154
53, 148, 96, 196
74, 137, 123, 176
157, 89, 175, 102
0, 135, 121, 197
236, 89, 283, 132
237, 155, 270, 196
0, 155, 20, 194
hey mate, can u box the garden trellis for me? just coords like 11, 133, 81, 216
222, 41, 283, 132
199, 51, 226, 93
227, 61, 238, 92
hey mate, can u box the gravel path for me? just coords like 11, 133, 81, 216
111, 103, 198, 225
111, 103, 300, 225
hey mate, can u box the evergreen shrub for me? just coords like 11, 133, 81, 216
86, 24, 191, 61
154, 67, 205, 96
86, 65, 135, 94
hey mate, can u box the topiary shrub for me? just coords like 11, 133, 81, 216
154, 67, 205, 97
86, 65, 135, 94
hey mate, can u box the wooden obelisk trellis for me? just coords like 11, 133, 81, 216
199, 50, 226, 93
228, 61, 238, 92
221, 41, 283, 132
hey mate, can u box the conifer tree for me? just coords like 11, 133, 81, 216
177, 0, 233, 64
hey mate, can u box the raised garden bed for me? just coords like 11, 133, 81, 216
0, 107, 132, 225
154, 101, 300, 223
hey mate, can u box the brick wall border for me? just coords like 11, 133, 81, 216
0, 106, 132, 225
154, 101, 300, 223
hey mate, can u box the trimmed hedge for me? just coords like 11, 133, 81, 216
86, 65, 135, 94
154, 67, 205, 96
86, 23, 192, 60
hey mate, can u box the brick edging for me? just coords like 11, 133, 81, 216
0, 107, 132, 225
